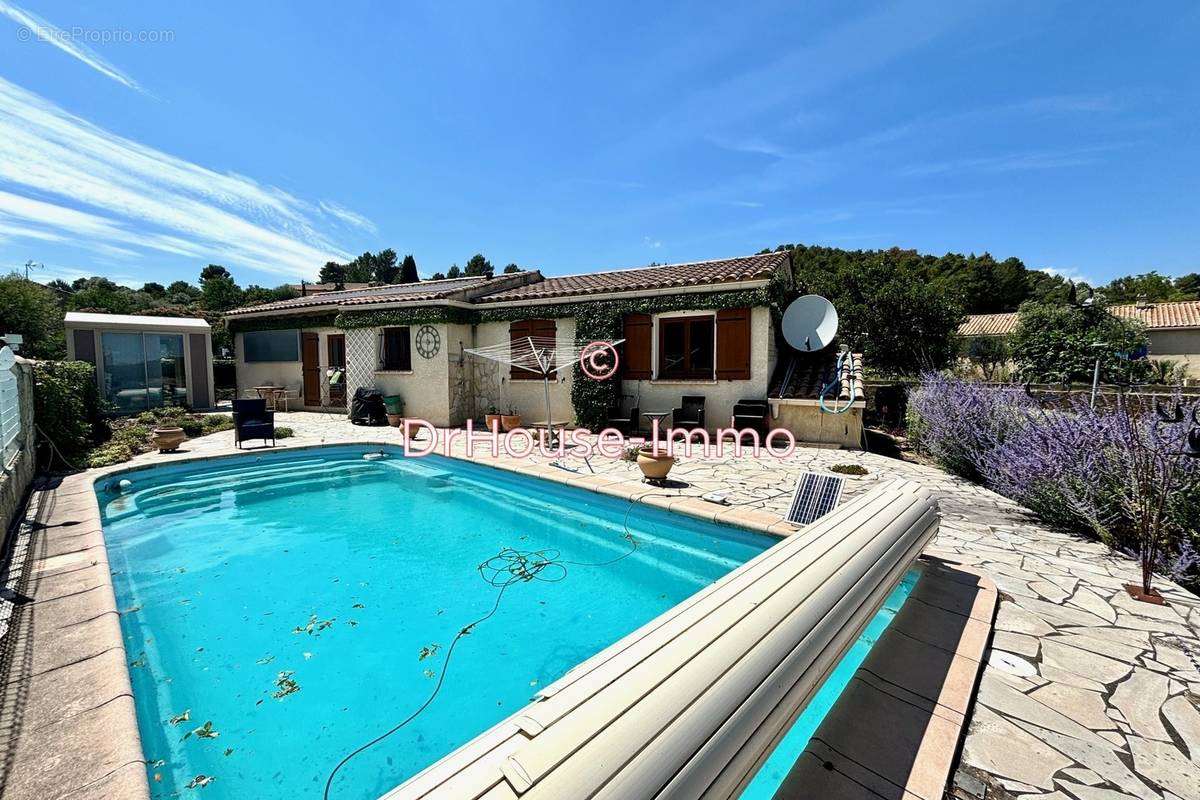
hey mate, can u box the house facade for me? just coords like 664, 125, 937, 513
960, 298, 1200, 382
225, 252, 861, 444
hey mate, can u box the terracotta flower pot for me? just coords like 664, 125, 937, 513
386, 413, 405, 428
636, 447, 675, 481
484, 414, 501, 431
501, 414, 522, 432
150, 426, 187, 453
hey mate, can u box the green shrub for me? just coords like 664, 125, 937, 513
202, 414, 233, 431
32, 360, 104, 463
274, 426, 295, 439
830, 464, 868, 476
86, 442, 134, 468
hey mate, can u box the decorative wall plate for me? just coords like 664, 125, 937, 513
415, 325, 441, 359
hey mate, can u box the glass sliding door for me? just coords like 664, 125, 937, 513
100, 332, 189, 413
145, 334, 187, 408
102, 332, 152, 413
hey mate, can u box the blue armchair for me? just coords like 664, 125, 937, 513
232, 399, 275, 448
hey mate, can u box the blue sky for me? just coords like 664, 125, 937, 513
0, 1, 1197, 289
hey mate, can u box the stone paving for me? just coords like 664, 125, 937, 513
10, 412, 1200, 799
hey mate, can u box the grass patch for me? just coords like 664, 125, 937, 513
274, 426, 295, 439
830, 463, 868, 476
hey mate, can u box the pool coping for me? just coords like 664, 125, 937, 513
1, 439, 995, 799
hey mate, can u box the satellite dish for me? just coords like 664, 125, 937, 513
782, 295, 838, 352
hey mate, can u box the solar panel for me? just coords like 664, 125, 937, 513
786, 472, 845, 526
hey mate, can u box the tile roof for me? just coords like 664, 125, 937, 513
958, 312, 1019, 337
960, 300, 1200, 337
769, 350, 865, 401
472, 252, 789, 304
226, 275, 503, 316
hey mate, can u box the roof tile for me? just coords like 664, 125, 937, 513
960, 300, 1200, 336
473, 252, 788, 304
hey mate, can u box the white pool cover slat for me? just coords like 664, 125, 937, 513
383, 479, 938, 800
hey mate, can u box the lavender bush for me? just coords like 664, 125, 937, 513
906, 372, 1033, 480
909, 374, 1200, 594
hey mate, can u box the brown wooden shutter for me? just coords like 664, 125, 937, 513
532, 319, 557, 374
509, 320, 532, 380
622, 313, 652, 379
715, 307, 751, 380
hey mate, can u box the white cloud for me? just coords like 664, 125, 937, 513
0, 78, 360, 278
642, 236, 663, 249
319, 200, 377, 233
1040, 265, 1096, 287
0, 1, 143, 92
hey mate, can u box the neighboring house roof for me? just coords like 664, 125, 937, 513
64, 311, 210, 330
473, 252, 789, 305
958, 312, 1019, 337
960, 300, 1200, 337
226, 274, 533, 317
225, 252, 790, 319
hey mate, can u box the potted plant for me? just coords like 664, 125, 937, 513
484, 404, 501, 431
383, 395, 405, 427
624, 444, 675, 482
149, 425, 187, 453
501, 405, 522, 432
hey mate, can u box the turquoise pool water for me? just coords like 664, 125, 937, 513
97, 446, 773, 799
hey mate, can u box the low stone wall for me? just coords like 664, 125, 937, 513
0, 358, 35, 551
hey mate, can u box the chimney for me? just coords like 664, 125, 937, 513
1135, 293, 1151, 309
301, 280, 307, 297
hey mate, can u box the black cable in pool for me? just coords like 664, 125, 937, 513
320, 498, 653, 799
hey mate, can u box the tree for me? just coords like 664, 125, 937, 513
429, 271, 447, 281
399, 254, 419, 284
785, 246, 964, 375
199, 275, 244, 312
372, 249, 400, 283
199, 264, 232, 284
1176, 273, 1200, 298
464, 254, 493, 278
964, 336, 1010, 381
319, 261, 347, 289
1101, 272, 1190, 303
1009, 301, 1151, 384
445, 265, 462, 279
0, 273, 65, 358
141, 282, 166, 298
503, 263, 521, 274
243, 284, 299, 306
67, 277, 140, 315
166, 280, 201, 305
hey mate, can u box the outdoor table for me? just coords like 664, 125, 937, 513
641, 410, 673, 438
252, 386, 290, 411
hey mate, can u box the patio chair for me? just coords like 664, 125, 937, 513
732, 398, 771, 437
672, 395, 705, 432
232, 398, 275, 448
605, 399, 640, 435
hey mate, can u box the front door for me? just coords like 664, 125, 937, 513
302, 332, 321, 406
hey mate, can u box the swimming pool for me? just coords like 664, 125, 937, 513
97, 446, 773, 798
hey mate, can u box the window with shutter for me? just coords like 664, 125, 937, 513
509, 319, 555, 379
715, 307, 751, 380
657, 315, 715, 380
621, 313, 652, 379
379, 327, 412, 371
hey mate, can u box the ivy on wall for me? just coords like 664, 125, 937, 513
226, 313, 338, 333
334, 306, 478, 329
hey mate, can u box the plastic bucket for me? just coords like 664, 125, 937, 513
383, 395, 404, 414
